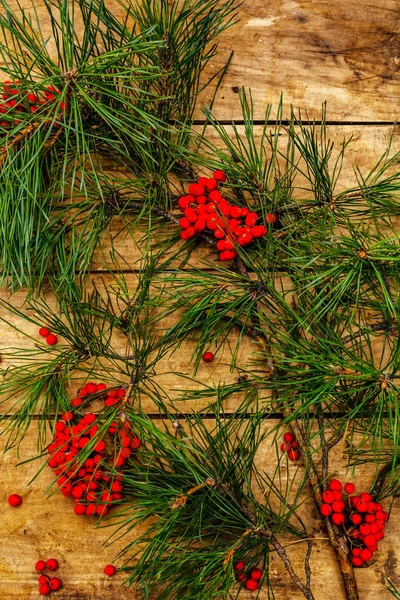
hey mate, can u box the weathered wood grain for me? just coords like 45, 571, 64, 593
202, 0, 400, 122
2, 0, 399, 122
0, 423, 397, 600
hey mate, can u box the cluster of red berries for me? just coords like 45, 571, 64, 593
320, 479, 389, 567
280, 432, 300, 461
35, 559, 61, 596
47, 383, 141, 518
70, 380, 127, 409
39, 327, 58, 346
178, 171, 275, 261
234, 561, 263, 591
1, 81, 65, 129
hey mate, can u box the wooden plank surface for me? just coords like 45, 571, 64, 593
203, 0, 400, 122
1, 0, 400, 598
1, 1, 399, 123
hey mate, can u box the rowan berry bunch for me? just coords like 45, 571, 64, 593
320, 479, 389, 567
35, 558, 61, 596
234, 561, 263, 592
0, 80, 64, 130
178, 171, 275, 261
280, 432, 300, 461
47, 382, 141, 518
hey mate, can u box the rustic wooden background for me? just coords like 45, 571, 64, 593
1, 1, 400, 598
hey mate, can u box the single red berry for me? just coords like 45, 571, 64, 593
321, 490, 335, 504
234, 561, 245, 571
46, 334, 58, 346
39, 584, 51, 595
188, 183, 205, 197
355, 499, 368, 513
74, 504, 86, 515
49, 578, 62, 591
245, 579, 259, 591
320, 504, 332, 517
71, 486, 84, 499
359, 523, 371, 536
209, 190, 222, 202
360, 492, 372, 502
360, 548, 372, 562
38, 575, 49, 585
85, 382, 97, 394
95, 441, 106, 453
351, 548, 361, 557
46, 558, 58, 571
202, 351, 214, 363
35, 560, 46, 572
62, 412, 73, 422
364, 534, 376, 547
333, 491, 343, 501
250, 568, 263, 581
213, 170, 227, 182
266, 213, 277, 224
329, 479, 342, 492
287, 449, 300, 461
104, 564, 117, 577
291, 440, 299, 449
8, 493, 22, 507
205, 178, 217, 191
351, 513, 362, 525
331, 512, 345, 526
131, 437, 141, 450
39, 327, 50, 337
332, 500, 345, 513
344, 482, 355, 494
283, 432, 294, 443
351, 557, 364, 567
365, 514, 376, 524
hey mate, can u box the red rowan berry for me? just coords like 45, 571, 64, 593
39, 327, 50, 337
46, 334, 58, 346
250, 568, 263, 581
331, 513, 345, 525
203, 351, 214, 363
344, 482, 355, 494
104, 564, 117, 577
35, 560, 46, 572
213, 170, 227, 182
8, 493, 22, 507
329, 479, 342, 492
351, 513, 362, 525
39, 584, 51, 595
245, 579, 259, 591
360, 548, 372, 562
320, 504, 332, 517
321, 490, 335, 504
